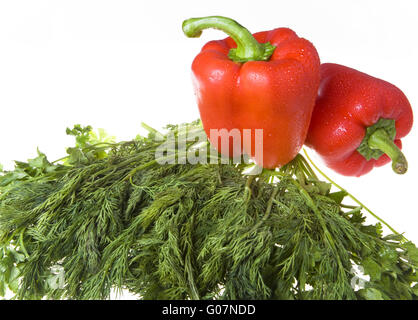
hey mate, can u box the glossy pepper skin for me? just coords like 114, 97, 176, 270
306, 63, 413, 177
183, 16, 320, 169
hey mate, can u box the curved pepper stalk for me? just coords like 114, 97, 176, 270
182, 16, 276, 63
368, 129, 408, 174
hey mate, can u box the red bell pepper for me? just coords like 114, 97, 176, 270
182, 16, 320, 169
305, 63, 413, 177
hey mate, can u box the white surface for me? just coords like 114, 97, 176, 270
0, 0, 417, 298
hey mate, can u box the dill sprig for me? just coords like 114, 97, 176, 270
0, 121, 417, 300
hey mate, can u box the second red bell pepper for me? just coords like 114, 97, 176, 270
305, 63, 413, 177
183, 16, 320, 169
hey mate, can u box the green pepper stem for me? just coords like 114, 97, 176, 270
182, 16, 275, 62
368, 129, 408, 174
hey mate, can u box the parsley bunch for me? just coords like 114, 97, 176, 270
0, 122, 417, 300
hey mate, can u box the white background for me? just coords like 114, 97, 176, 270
0, 0, 417, 298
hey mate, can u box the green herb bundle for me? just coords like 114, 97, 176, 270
0, 122, 417, 300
